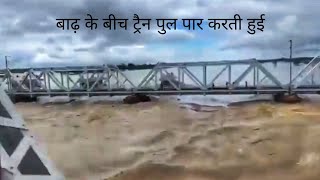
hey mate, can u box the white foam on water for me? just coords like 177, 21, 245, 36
38, 96, 72, 104
36, 94, 275, 106
176, 94, 272, 107
37, 95, 126, 104
78, 96, 125, 102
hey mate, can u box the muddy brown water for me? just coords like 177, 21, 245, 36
16, 100, 320, 180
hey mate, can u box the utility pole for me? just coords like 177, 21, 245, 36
289, 40, 293, 94
4, 55, 11, 95
5, 55, 10, 70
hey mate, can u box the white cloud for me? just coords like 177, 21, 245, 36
0, 0, 319, 67
276, 15, 297, 32
109, 45, 145, 53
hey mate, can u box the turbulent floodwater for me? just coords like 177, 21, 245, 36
15, 95, 320, 180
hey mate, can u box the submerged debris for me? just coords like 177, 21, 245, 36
123, 94, 151, 104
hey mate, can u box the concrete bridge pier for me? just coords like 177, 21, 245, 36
273, 92, 302, 103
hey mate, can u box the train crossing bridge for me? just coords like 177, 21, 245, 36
0, 56, 320, 98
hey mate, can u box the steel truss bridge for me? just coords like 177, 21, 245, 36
1, 57, 320, 98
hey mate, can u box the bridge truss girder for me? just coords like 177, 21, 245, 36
0, 59, 319, 96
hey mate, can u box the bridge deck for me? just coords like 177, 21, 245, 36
5, 86, 320, 97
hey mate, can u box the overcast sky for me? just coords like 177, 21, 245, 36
0, 0, 319, 67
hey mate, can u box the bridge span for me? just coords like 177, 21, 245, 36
0, 57, 320, 98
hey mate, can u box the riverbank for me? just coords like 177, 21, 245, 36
15, 97, 320, 180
